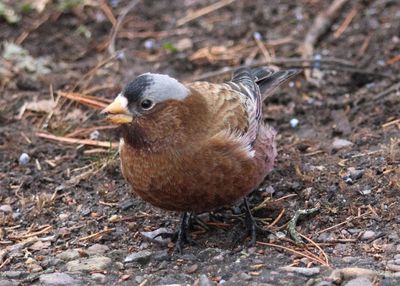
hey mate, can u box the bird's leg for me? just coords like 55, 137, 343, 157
153, 212, 197, 253
243, 197, 258, 246
174, 212, 196, 253
234, 197, 271, 248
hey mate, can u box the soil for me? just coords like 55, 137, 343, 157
0, 0, 399, 285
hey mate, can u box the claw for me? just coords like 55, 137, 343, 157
233, 197, 271, 248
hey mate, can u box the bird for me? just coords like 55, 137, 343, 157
102, 67, 299, 251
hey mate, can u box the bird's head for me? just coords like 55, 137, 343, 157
102, 73, 206, 149
102, 73, 189, 123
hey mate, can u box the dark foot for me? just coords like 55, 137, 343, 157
234, 197, 271, 248
153, 212, 197, 253
174, 212, 196, 253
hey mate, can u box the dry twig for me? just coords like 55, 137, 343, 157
177, 0, 236, 26
334, 6, 358, 38
58, 91, 110, 110
108, 0, 140, 55
36, 132, 119, 149
300, 0, 349, 82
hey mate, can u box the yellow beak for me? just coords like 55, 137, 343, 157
102, 95, 133, 124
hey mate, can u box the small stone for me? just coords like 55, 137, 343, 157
239, 272, 252, 281
175, 38, 193, 51
186, 264, 198, 274
118, 199, 135, 210
290, 118, 299, 128
280, 266, 320, 277
108, 214, 119, 222
0, 280, 18, 286
0, 204, 12, 213
91, 273, 107, 283
359, 188, 372, 195
19, 153, 30, 165
199, 274, 212, 286
314, 281, 333, 286
56, 249, 81, 261
29, 263, 43, 272
59, 213, 69, 221
387, 263, 400, 272
342, 256, 358, 263
343, 168, 364, 184
213, 253, 224, 262
144, 39, 156, 50
87, 244, 109, 255
388, 233, 399, 241
25, 257, 36, 264
39, 273, 78, 286
89, 130, 100, 140
124, 250, 152, 264
66, 256, 112, 272
140, 228, 172, 245
344, 277, 372, 286
253, 31, 262, 40
134, 276, 144, 283
318, 232, 336, 242
3, 271, 26, 279
360, 230, 376, 241
332, 138, 353, 150
347, 228, 361, 235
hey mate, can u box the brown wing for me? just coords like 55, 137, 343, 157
187, 81, 248, 136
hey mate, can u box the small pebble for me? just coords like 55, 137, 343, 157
239, 272, 252, 281
116, 50, 125, 60
0, 280, 18, 286
253, 31, 262, 40
359, 189, 371, 195
66, 256, 112, 272
332, 138, 353, 150
343, 167, 364, 184
280, 266, 320, 277
124, 250, 152, 264
199, 274, 212, 286
89, 130, 100, 140
144, 39, 156, 50
186, 264, 198, 274
175, 38, 193, 51
360, 230, 376, 241
56, 249, 81, 261
290, 118, 299, 128
58, 213, 69, 221
39, 273, 78, 286
87, 244, 109, 255
110, 0, 119, 8
19, 153, 30, 165
135, 275, 144, 283
344, 277, 372, 286
313, 53, 322, 69
387, 263, 400, 272
91, 273, 107, 283
0, 205, 12, 213
140, 228, 172, 245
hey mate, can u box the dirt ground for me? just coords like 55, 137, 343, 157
1, 0, 399, 285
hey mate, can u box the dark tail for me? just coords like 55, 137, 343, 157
252, 67, 300, 99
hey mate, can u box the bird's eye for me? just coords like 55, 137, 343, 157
140, 99, 154, 110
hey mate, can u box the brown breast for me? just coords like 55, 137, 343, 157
119, 125, 274, 212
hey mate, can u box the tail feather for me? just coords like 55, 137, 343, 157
252, 68, 300, 99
